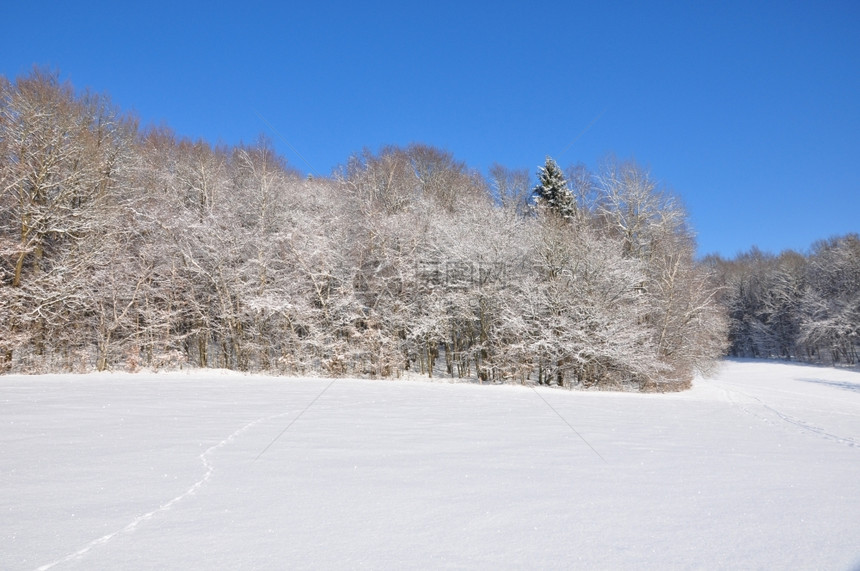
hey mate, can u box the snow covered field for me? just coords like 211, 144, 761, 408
2, 360, 859, 570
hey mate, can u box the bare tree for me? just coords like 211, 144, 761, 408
489, 163, 532, 216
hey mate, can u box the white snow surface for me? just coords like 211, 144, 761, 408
2, 360, 859, 570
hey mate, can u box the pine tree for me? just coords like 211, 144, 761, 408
533, 156, 575, 218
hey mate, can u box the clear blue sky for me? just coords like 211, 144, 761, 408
3, 0, 858, 258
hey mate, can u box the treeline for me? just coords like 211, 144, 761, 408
707, 235, 860, 365
0, 69, 728, 389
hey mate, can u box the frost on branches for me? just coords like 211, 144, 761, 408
709, 235, 860, 365
0, 69, 730, 390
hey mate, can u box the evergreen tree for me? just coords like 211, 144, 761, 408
533, 156, 575, 218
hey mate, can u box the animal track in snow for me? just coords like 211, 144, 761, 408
35, 410, 290, 571
709, 380, 858, 449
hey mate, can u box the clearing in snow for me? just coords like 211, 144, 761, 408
1, 360, 859, 569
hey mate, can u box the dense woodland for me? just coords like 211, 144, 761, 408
707, 236, 860, 365
3, 69, 850, 390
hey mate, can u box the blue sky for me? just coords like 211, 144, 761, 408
3, 0, 858, 257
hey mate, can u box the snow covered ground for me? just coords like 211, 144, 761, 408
2, 360, 859, 570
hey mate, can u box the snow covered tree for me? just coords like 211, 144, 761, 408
798, 235, 860, 364
714, 235, 859, 366
0, 68, 137, 371
592, 159, 727, 385
0, 69, 730, 387
533, 156, 575, 218
489, 163, 531, 216
595, 158, 688, 260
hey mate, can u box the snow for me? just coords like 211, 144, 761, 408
2, 360, 859, 569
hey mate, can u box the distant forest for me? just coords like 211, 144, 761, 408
707, 237, 859, 365
1, 69, 856, 388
